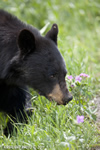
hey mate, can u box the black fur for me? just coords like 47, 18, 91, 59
0, 10, 72, 136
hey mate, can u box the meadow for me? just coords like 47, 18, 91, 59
0, 0, 100, 149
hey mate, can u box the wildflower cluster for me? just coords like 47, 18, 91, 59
67, 73, 90, 97
66, 73, 90, 124
67, 73, 90, 87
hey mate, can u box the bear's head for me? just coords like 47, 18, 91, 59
11, 24, 73, 105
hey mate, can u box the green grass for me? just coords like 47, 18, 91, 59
0, 0, 100, 149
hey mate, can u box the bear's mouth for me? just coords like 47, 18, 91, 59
38, 91, 53, 102
38, 91, 45, 96
38, 90, 71, 105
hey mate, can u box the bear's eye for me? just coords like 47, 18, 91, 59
50, 74, 56, 78
48, 70, 58, 80
49, 72, 57, 79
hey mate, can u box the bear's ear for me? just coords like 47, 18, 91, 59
45, 24, 58, 45
18, 29, 35, 58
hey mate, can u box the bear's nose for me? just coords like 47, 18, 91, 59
63, 95, 73, 105
67, 95, 73, 102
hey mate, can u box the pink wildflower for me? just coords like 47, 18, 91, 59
75, 76, 82, 82
80, 73, 90, 78
77, 115, 84, 124
67, 75, 73, 80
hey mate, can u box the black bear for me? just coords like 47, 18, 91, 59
0, 10, 73, 136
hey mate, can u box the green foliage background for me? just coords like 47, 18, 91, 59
0, 0, 100, 149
